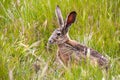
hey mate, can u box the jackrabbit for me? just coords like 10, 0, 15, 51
48, 5, 109, 70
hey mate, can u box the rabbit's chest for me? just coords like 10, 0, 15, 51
58, 44, 82, 64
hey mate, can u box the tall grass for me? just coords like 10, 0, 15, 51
0, 0, 120, 80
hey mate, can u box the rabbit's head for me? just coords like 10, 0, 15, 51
48, 5, 77, 44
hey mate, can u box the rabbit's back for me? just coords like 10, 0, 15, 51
58, 43, 109, 69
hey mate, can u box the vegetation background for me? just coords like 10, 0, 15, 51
0, 0, 120, 80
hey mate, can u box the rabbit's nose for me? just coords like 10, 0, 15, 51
48, 40, 54, 44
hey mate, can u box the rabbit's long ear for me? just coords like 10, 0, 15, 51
55, 5, 64, 27
63, 11, 77, 34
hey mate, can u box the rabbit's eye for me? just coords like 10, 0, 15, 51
57, 32, 61, 36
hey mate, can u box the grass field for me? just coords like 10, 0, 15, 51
0, 0, 120, 80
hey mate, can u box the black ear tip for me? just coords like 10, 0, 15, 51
71, 11, 77, 15
56, 5, 60, 8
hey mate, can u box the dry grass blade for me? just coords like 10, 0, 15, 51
42, 19, 48, 28
9, 67, 15, 80
39, 62, 48, 79
29, 40, 41, 49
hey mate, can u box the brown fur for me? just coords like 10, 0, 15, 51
56, 39, 109, 70
66, 40, 109, 68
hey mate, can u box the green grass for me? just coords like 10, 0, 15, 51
0, 0, 120, 80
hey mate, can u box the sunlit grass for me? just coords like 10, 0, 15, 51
0, 0, 120, 80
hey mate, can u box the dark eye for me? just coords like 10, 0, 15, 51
57, 32, 61, 36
